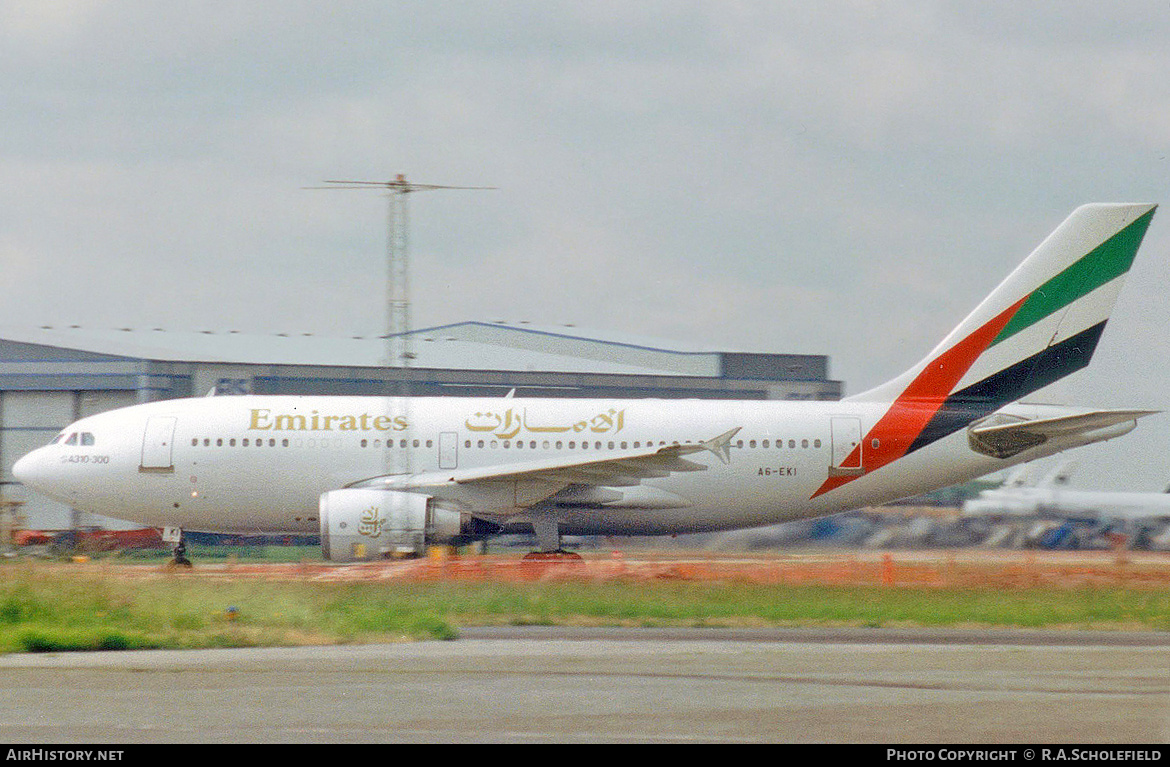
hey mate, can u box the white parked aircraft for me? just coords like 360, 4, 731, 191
13, 203, 1159, 563
963, 461, 1170, 526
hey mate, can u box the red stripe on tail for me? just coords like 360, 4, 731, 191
812, 295, 1027, 499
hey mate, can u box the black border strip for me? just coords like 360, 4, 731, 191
905, 321, 1107, 455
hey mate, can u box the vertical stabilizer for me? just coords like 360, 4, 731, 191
850, 203, 1155, 409
811, 204, 1156, 500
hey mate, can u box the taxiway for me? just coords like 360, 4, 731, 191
1, 626, 1167, 743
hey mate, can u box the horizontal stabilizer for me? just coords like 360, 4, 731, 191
699, 427, 742, 465
968, 409, 1158, 459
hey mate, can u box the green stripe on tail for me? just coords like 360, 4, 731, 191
991, 208, 1155, 346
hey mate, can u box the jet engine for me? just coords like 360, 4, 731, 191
319, 488, 496, 562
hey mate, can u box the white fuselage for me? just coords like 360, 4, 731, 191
13, 394, 1077, 536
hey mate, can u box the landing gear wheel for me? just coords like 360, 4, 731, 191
523, 550, 583, 561
167, 541, 193, 569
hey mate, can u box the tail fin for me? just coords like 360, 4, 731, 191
811, 204, 1155, 500
1039, 460, 1075, 487
850, 203, 1156, 408
1005, 460, 1076, 489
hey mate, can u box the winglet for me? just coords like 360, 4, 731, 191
700, 427, 741, 465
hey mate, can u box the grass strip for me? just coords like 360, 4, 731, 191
1, 565, 1168, 653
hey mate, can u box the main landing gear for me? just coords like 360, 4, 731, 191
524, 516, 583, 561
522, 550, 583, 561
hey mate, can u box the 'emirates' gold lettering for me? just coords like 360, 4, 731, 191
249, 408, 408, 432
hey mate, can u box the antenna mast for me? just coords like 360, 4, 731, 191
310, 174, 494, 480
313, 175, 495, 367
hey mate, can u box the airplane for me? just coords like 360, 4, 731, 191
12, 203, 1160, 565
960, 460, 1075, 517
962, 461, 1170, 548
965, 482, 1170, 524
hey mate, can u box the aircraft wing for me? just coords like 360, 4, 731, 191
349, 427, 742, 515
968, 409, 1158, 460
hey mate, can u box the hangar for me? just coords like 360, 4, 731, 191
0, 321, 842, 529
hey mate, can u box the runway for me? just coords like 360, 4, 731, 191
1, 627, 1168, 743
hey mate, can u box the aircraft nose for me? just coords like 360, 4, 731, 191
13, 449, 48, 491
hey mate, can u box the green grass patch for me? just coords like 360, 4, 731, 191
1, 564, 1167, 653
414, 580, 1170, 631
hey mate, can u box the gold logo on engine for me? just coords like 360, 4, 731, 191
358, 506, 383, 537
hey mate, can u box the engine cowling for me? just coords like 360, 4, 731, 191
319, 488, 494, 562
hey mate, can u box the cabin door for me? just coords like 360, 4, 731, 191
829, 417, 863, 476
140, 416, 177, 472
439, 431, 459, 470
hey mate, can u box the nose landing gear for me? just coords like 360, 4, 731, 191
169, 539, 192, 569
161, 526, 192, 569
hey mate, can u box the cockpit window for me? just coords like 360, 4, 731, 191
53, 431, 95, 446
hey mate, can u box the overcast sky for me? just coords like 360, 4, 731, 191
3, 1, 1170, 490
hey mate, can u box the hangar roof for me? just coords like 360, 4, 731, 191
0, 321, 748, 377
